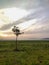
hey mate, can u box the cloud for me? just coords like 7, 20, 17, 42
0, 0, 49, 39
0, 0, 49, 9
0, 5, 49, 31
0, 7, 29, 30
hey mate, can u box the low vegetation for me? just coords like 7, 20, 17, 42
0, 40, 49, 65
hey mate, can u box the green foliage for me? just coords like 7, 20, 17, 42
0, 40, 49, 65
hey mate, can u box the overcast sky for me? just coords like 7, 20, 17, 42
0, 0, 49, 40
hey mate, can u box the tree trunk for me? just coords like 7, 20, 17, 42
14, 35, 18, 51
16, 36, 17, 50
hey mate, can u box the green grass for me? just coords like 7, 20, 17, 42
0, 40, 49, 65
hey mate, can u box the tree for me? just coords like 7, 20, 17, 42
12, 26, 24, 51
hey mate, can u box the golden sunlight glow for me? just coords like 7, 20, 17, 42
0, 31, 14, 37
0, 32, 7, 37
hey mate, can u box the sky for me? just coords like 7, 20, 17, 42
0, 0, 49, 40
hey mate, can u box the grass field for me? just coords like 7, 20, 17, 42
0, 40, 49, 65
